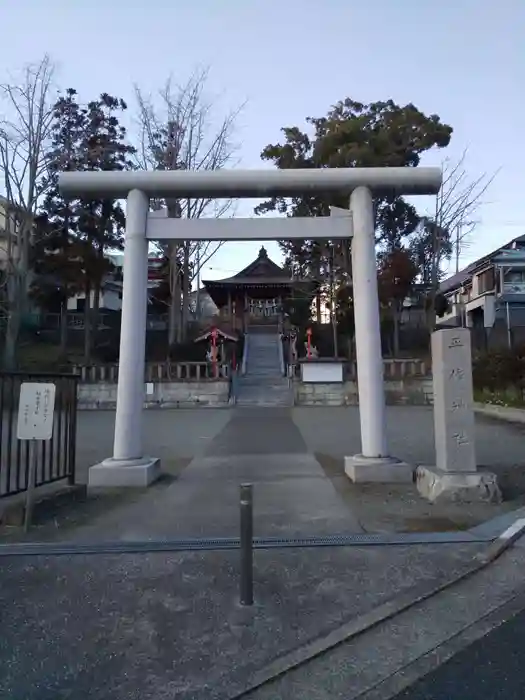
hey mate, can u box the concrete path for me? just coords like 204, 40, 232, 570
73, 407, 361, 540
292, 405, 525, 471
75, 406, 525, 484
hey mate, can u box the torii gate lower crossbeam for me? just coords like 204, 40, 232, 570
59, 167, 441, 487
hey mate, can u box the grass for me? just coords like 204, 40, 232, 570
474, 388, 525, 409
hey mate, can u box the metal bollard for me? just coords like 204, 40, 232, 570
239, 483, 254, 606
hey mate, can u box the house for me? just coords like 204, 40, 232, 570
0, 195, 32, 270
0, 195, 19, 263
66, 253, 166, 313
437, 234, 525, 346
0, 196, 43, 328
189, 288, 218, 319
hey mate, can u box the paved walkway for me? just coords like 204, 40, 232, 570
73, 407, 361, 540
75, 406, 525, 483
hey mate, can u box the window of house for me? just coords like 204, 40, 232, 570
476, 268, 495, 294
506, 270, 525, 284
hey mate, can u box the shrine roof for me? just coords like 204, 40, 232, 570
193, 326, 238, 343
203, 276, 298, 287
203, 246, 295, 286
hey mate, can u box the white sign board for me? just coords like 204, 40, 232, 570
301, 361, 344, 383
16, 382, 56, 441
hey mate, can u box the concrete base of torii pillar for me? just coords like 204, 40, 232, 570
344, 455, 413, 483
89, 457, 161, 488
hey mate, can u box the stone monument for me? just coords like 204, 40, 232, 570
416, 328, 501, 503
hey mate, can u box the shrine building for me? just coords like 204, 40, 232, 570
202, 246, 313, 331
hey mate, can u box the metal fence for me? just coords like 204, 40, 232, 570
0, 372, 78, 498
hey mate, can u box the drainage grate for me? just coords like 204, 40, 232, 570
0, 531, 492, 558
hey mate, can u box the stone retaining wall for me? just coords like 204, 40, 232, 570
78, 381, 229, 409
294, 377, 433, 406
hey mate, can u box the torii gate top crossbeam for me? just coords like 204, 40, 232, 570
58, 167, 441, 200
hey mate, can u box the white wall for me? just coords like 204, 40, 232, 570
101, 289, 121, 310
67, 288, 122, 311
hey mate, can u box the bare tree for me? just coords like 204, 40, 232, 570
431, 149, 499, 287
135, 68, 242, 344
0, 55, 55, 369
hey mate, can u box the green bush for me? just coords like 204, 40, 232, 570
472, 348, 525, 393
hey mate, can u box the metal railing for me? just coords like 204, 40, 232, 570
0, 372, 78, 499
241, 335, 249, 376
277, 331, 285, 376
228, 365, 239, 405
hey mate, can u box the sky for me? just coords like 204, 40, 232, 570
0, 0, 523, 284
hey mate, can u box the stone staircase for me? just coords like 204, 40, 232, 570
236, 327, 292, 407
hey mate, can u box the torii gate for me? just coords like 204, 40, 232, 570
59, 167, 441, 486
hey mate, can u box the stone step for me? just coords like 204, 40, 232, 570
241, 331, 288, 405
240, 380, 287, 387
238, 386, 290, 395
248, 352, 279, 357
238, 383, 289, 391
237, 387, 287, 392
236, 399, 292, 407
244, 367, 282, 371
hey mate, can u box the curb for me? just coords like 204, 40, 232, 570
476, 518, 525, 564
354, 586, 525, 700
228, 520, 525, 699
474, 402, 525, 424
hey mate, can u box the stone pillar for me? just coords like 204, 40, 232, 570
344, 187, 412, 483
88, 189, 160, 487
416, 328, 500, 502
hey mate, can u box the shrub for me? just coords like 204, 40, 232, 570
472, 348, 525, 393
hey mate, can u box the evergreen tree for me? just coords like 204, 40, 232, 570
256, 98, 453, 329
75, 93, 135, 361
34, 90, 135, 362
31, 89, 87, 354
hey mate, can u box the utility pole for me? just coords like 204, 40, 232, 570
329, 243, 339, 357
195, 245, 201, 320
455, 219, 478, 273
166, 199, 181, 346
455, 222, 462, 273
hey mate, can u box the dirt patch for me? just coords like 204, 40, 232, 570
400, 516, 471, 533
315, 452, 518, 534
0, 457, 192, 543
